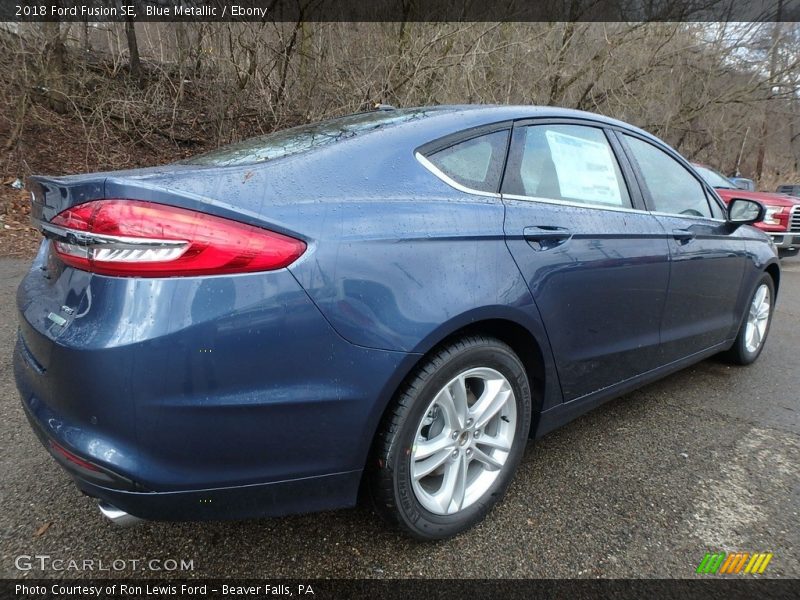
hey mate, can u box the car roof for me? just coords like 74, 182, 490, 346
382, 104, 662, 147
406, 104, 649, 130
175, 104, 670, 174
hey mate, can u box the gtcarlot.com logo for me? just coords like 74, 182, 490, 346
15, 554, 194, 572
696, 551, 773, 575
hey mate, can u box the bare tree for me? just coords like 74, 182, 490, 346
124, 17, 142, 85
2, 20, 798, 184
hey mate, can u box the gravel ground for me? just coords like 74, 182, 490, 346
1, 256, 798, 579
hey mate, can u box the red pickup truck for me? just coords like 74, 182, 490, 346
693, 163, 800, 258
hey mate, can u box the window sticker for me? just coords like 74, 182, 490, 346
544, 130, 624, 205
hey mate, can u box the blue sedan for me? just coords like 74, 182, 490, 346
15, 105, 779, 539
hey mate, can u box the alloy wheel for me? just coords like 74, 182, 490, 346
744, 283, 771, 354
410, 367, 517, 515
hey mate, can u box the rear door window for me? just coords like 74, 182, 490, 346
501, 124, 632, 208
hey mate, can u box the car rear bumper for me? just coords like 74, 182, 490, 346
14, 251, 419, 520
19, 387, 362, 521
72, 470, 364, 522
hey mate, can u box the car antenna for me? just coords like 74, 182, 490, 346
372, 102, 396, 111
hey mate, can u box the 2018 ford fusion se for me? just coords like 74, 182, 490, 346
15, 105, 779, 539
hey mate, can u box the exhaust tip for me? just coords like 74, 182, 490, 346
98, 502, 143, 526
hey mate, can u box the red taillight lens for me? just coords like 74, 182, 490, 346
49, 200, 306, 277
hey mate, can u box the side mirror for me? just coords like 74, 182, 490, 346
727, 198, 765, 225
730, 177, 756, 191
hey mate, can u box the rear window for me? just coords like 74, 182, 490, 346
180, 108, 440, 167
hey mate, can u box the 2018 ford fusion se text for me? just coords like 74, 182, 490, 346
14, 106, 780, 539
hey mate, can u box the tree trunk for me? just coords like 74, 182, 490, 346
125, 18, 142, 86
755, 3, 784, 183
41, 22, 64, 72
40, 21, 66, 112
82, 19, 90, 53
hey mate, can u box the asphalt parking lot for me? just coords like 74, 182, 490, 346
1, 256, 798, 579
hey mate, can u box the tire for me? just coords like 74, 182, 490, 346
778, 248, 799, 259
723, 273, 775, 365
369, 335, 532, 540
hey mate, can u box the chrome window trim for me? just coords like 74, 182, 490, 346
647, 210, 727, 224
415, 152, 501, 199
502, 193, 643, 215
503, 194, 729, 223
418, 148, 729, 224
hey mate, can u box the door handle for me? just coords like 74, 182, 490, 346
672, 228, 695, 244
523, 226, 572, 250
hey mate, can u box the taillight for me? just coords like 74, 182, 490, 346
46, 200, 306, 277
49, 440, 101, 472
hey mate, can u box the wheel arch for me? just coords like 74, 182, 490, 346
424, 318, 548, 425
358, 313, 555, 502
765, 261, 780, 298
365, 310, 555, 463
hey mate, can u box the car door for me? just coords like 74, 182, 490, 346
617, 132, 747, 363
501, 121, 670, 401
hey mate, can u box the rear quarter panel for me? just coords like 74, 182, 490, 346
24, 112, 566, 466
87, 114, 553, 360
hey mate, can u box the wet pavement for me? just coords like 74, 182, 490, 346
1, 257, 798, 579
